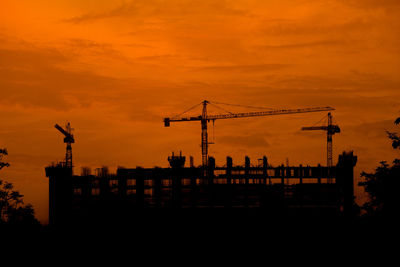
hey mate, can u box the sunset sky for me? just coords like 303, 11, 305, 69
1, 0, 399, 224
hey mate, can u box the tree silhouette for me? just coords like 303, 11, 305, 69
359, 160, 400, 217
359, 117, 400, 218
387, 117, 400, 149
0, 148, 10, 170
0, 148, 40, 226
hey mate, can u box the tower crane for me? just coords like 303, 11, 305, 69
164, 100, 335, 168
301, 112, 340, 167
55, 122, 75, 169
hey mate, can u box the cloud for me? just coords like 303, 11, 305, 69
261, 19, 372, 37
63, 4, 138, 24
193, 63, 289, 73
346, 119, 400, 139
64, 0, 245, 24
0, 47, 67, 68
270, 73, 400, 93
0, 49, 110, 109
339, 0, 400, 9
66, 38, 114, 51
259, 39, 347, 49
135, 54, 177, 61
0, 42, 219, 123
0, 46, 154, 111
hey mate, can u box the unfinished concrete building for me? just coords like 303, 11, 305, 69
45, 151, 357, 226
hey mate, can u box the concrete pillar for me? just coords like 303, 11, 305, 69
172, 171, 182, 208
317, 164, 322, 184
226, 156, 232, 185
152, 168, 162, 208
245, 156, 250, 184
208, 157, 215, 207
190, 174, 197, 208
225, 156, 233, 208
337, 151, 357, 218
135, 168, 144, 208
118, 174, 127, 198
299, 164, 303, 184
263, 156, 268, 185
245, 156, 250, 208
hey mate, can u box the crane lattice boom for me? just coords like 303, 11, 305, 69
165, 107, 334, 125
301, 126, 328, 131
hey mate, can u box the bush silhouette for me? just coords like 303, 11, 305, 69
0, 148, 40, 226
359, 117, 400, 218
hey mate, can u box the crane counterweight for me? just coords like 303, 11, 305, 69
164, 118, 170, 127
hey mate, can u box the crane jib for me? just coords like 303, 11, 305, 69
206, 107, 334, 120
55, 124, 71, 137
164, 106, 334, 124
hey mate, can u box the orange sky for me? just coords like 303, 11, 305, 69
1, 0, 399, 224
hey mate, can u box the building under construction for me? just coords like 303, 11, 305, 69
45, 103, 355, 227
45, 151, 357, 226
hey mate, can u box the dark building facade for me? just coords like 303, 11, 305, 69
45, 151, 357, 226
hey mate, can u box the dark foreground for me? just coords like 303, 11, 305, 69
1, 210, 395, 242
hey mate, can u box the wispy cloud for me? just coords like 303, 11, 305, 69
193, 63, 290, 73
259, 39, 347, 50
64, 4, 136, 24
261, 19, 372, 37
340, 0, 400, 9
64, 0, 245, 24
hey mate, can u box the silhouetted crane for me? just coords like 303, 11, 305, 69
164, 100, 335, 169
301, 112, 340, 167
55, 122, 75, 169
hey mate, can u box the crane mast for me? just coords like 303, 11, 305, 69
302, 112, 340, 168
164, 100, 335, 170
201, 100, 209, 168
327, 112, 333, 167
55, 122, 75, 169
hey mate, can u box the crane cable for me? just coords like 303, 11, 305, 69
211, 101, 276, 110
212, 119, 215, 143
208, 102, 234, 115
173, 100, 279, 120
309, 113, 329, 127
170, 101, 203, 119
